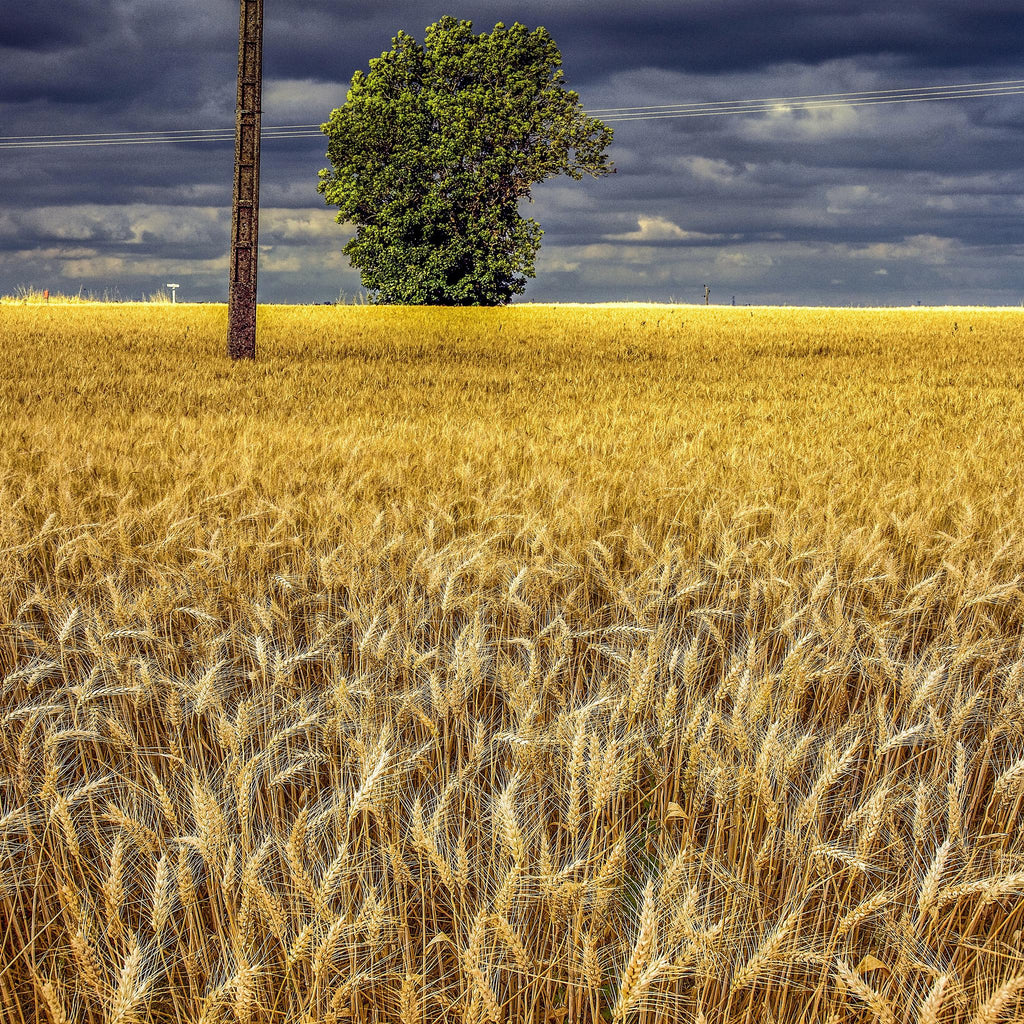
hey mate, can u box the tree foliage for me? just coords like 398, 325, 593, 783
318, 16, 614, 305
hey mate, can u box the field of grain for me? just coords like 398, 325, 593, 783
1, 302, 1023, 1024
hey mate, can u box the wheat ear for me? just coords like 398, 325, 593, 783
970, 975, 1024, 1024
836, 959, 896, 1024
612, 881, 658, 1020
918, 973, 949, 1024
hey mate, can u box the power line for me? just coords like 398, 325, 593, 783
0, 123, 319, 141
599, 86, 1024, 122
1, 78, 1021, 150
5, 76, 1023, 142
586, 77, 1024, 114
0, 131, 323, 150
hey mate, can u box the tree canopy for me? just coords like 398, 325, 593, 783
318, 16, 614, 305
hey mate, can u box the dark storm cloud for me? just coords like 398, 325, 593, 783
0, 2, 115, 52
541, 3, 1024, 79
1, 2, 237, 111
261, 1, 1024, 85
1, 0, 1023, 304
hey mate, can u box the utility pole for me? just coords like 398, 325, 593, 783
227, 0, 264, 360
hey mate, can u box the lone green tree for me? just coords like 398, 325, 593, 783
318, 16, 614, 305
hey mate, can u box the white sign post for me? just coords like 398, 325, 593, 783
167, 283, 180, 304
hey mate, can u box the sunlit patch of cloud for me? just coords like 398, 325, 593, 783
264, 78, 347, 124
604, 217, 721, 243
826, 184, 883, 215
850, 234, 956, 265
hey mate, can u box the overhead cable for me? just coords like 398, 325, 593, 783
586, 77, 1024, 115
1, 79, 1021, 150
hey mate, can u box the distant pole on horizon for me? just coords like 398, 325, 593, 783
227, 0, 263, 360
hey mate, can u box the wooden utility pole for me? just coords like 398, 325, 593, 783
228, 0, 264, 360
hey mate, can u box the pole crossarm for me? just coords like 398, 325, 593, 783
228, 0, 263, 360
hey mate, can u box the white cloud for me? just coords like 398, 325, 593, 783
715, 251, 774, 273
680, 156, 744, 185
264, 78, 347, 123
604, 217, 720, 243
537, 251, 581, 273
261, 208, 348, 244
850, 235, 956, 266
127, 207, 226, 246
59, 254, 228, 280
826, 185, 881, 215
0, 205, 226, 248
739, 102, 865, 141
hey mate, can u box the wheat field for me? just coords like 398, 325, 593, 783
1, 302, 1023, 1024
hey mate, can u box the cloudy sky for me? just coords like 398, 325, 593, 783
2, 0, 1023, 305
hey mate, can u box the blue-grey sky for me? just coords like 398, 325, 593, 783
1, 0, 1023, 305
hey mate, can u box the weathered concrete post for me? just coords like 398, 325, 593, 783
228, 0, 263, 360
